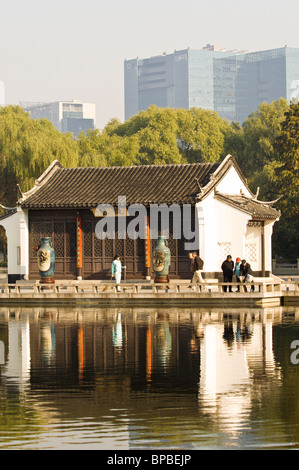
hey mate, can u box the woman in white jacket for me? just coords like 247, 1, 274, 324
111, 255, 126, 292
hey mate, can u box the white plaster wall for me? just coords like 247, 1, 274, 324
194, 164, 278, 274
215, 166, 252, 197
244, 225, 261, 271
19, 209, 29, 278
0, 208, 29, 278
244, 221, 276, 273
197, 194, 250, 273
264, 221, 276, 272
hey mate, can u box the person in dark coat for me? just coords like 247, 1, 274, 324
190, 251, 205, 291
221, 255, 234, 292
240, 259, 254, 292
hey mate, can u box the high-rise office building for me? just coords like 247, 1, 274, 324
124, 45, 299, 123
21, 100, 96, 137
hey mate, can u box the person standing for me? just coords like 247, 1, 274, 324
111, 255, 126, 292
221, 255, 234, 292
191, 252, 205, 291
240, 259, 254, 292
234, 257, 241, 292
188, 252, 194, 283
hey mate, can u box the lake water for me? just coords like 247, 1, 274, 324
0, 304, 299, 450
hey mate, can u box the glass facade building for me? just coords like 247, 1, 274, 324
124, 46, 299, 123
22, 100, 96, 137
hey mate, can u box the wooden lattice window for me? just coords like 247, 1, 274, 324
218, 242, 232, 263
53, 222, 65, 257
245, 243, 257, 262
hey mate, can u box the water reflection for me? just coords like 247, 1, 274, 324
0, 305, 298, 449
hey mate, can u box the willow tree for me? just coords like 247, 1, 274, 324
0, 106, 79, 205
111, 106, 184, 165
176, 107, 230, 163
77, 127, 140, 167
107, 105, 230, 165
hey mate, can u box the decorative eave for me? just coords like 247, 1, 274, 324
0, 207, 17, 222
17, 160, 63, 206
213, 191, 281, 221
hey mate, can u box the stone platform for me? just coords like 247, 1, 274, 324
0, 277, 297, 307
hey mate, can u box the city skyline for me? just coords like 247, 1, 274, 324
125, 46, 299, 123
1, 0, 299, 130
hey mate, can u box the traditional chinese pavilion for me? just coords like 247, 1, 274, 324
0, 155, 280, 283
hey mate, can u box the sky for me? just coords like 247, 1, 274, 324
1, 0, 299, 130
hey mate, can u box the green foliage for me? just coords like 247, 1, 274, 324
0, 225, 6, 258
272, 103, 299, 258
109, 106, 183, 164
274, 102, 299, 188
107, 105, 231, 165
0, 101, 297, 258
240, 98, 289, 174
228, 99, 298, 258
177, 108, 230, 163
0, 106, 79, 205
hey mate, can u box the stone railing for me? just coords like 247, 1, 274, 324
272, 259, 299, 275
0, 278, 292, 296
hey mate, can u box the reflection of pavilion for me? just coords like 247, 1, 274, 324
0, 305, 297, 449
0, 307, 285, 390
199, 310, 282, 441
0, 307, 291, 401
2, 320, 31, 392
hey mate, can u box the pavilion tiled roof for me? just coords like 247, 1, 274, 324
19, 160, 220, 208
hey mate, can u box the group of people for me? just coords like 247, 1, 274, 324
111, 252, 254, 293
221, 255, 254, 292
189, 251, 254, 292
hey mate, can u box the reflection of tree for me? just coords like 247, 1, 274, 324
272, 322, 299, 444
